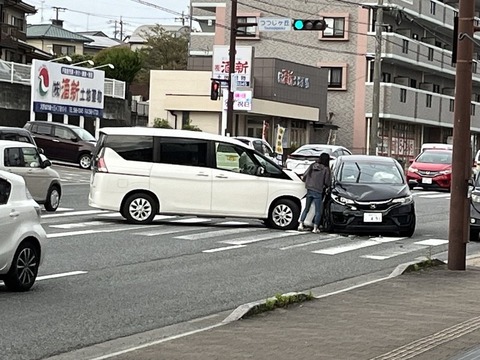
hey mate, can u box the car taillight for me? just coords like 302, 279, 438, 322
97, 157, 109, 173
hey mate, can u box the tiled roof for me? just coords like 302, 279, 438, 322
27, 24, 93, 42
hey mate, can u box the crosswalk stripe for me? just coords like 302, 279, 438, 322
361, 244, 427, 260
279, 235, 343, 250
134, 227, 205, 236
221, 231, 301, 245
50, 221, 105, 229
41, 209, 109, 218
312, 237, 404, 255
175, 228, 261, 240
169, 218, 212, 224
46, 224, 161, 238
419, 194, 450, 198
414, 239, 449, 246
217, 221, 251, 226
203, 245, 247, 253
412, 191, 433, 196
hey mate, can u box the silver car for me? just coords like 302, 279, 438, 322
0, 170, 47, 291
0, 140, 61, 211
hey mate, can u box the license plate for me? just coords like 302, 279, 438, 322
422, 177, 433, 184
363, 213, 382, 223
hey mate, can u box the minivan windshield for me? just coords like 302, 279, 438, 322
72, 128, 96, 141
415, 150, 452, 164
339, 161, 404, 184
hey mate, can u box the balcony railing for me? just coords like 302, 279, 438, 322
0, 24, 27, 48
0, 60, 126, 99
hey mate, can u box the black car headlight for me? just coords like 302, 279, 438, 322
331, 193, 355, 205
391, 195, 413, 204
472, 194, 480, 203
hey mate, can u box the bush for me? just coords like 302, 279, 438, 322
153, 118, 172, 128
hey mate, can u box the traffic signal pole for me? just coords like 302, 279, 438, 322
226, 0, 238, 137
448, 0, 475, 270
370, 0, 383, 156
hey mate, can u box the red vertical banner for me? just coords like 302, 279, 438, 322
262, 120, 269, 141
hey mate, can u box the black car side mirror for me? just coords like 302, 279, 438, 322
41, 159, 52, 168
71, 137, 79, 142
38, 147, 44, 154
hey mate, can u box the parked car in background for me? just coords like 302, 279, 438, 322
470, 172, 480, 241
285, 144, 352, 175
0, 140, 61, 211
89, 127, 306, 230
233, 136, 282, 165
0, 126, 37, 146
474, 149, 480, 174
24, 121, 96, 169
323, 155, 416, 237
0, 170, 46, 291
406, 149, 452, 190
420, 143, 452, 152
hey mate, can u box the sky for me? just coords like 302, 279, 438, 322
26, 0, 191, 39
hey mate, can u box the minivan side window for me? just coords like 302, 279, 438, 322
104, 135, 154, 162
216, 142, 258, 175
55, 127, 73, 140
36, 123, 52, 135
0, 178, 11, 205
159, 139, 208, 167
4, 147, 41, 167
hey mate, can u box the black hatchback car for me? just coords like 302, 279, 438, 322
323, 155, 416, 237
24, 121, 96, 169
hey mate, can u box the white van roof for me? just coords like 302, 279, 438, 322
421, 143, 453, 151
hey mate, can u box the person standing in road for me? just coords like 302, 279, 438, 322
297, 152, 331, 233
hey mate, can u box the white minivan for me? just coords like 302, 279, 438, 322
88, 128, 306, 230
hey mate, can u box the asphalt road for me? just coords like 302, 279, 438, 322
1, 165, 478, 360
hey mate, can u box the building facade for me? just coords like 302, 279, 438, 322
187, 0, 480, 163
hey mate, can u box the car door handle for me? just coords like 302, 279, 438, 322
215, 175, 228, 179
10, 210, 20, 218
196, 173, 209, 177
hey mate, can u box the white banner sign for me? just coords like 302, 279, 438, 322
31, 59, 105, 117
222, 90, 252, 111
212, 45, 252, 88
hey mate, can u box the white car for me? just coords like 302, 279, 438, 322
0, 170, 46, 291
285, 144, 352, 176
233, 136, 282, 165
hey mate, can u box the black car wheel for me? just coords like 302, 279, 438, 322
122, 193, 158, 224
3, 241, 39, 292
78, 153, 92, 169
470, 229, 480, 242
322, 204, 334, 233
267, 199, 300, 230
44, 185, 61, 212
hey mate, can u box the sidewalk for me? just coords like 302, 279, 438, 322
94, 256, 480, 360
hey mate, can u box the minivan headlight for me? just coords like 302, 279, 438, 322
331, 194, 355, 205
392, 195, 413, 204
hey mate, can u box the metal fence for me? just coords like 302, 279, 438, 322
0, 60, 126, 99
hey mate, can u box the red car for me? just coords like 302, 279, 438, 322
406, 149, 452, 190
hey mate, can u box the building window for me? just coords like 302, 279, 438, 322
428, 48, 434, 61
430, 1, 436, 15
400, 89, 407, 103
410, 79, 417, 88
327, 67, 343, 88
426, 94, 432, 108
474, 62, 478, 74
472, 104, 476, 116
236, 17, 256, 37
53, 44, 75, 55
433, 84, 440, 93
450, 99, 455, 112
476, 94, 480, 102
323, 17, 345, 38
402, 39, 409, 54
382, 72, 391, 82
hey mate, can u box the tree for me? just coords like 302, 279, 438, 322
93, 46, 143, 84
135, 25, 188, 83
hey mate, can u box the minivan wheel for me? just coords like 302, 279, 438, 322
79, 153, 92, 169
3, 241, 39, 292
267, 199, 300, 230
123, 193, 157, 224
44, 185, 61, 212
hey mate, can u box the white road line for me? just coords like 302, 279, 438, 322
170, 218, 212, 224
53, 207, 74, 212
41, 209, 109, 218
419, 194, 450, 198
49, 221, 106, 229
412, 191, 434, 196
175, 228, 260, 240
46, 224, 161, 238
414, 238, 449, 246
279, 236, 343, 250
217, 221, 251, 225
221, 231, 301, 245
312, 237, 404, 255
203, 245, 247, 253
134, 227, 205, 236
36, 271, 88, 281
361, 244, 427, 260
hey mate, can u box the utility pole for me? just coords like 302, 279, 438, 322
52, 6, 66, 21
369, 0, 383, 155
448, 0, 476, 270
119, 16, 124, 41
226, 0, 238, 137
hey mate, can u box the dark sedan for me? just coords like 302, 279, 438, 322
323, 155, 416, 237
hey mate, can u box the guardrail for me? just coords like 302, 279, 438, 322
0, 60, 126, 99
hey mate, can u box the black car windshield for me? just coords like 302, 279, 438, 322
294, 146, 332, 156
339, 161, 404, 184
416, 150, 452, 164
72, 128, 96, 141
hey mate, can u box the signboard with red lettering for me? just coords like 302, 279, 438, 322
212, 45, 253, 88
222, 90, 252, 111
31, 59, 105, 117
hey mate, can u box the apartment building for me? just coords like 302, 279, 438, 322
184, 0, 480, 162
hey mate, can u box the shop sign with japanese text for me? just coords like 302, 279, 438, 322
277, 68, 310, 89
222, 90, 252, 111
31, 60, 105, 117
212, 45, 252, 88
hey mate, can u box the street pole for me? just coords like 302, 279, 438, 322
370, 0, 383, 155
448, 0, 475, 270
225, 0, 237, 137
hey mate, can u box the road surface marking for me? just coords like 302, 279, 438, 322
46, 224, 161, 238
203, 245, 247, 253
414, 238, 449, 246
419, 194, 450, 198
170, 218, 212, 224
134, 227, 205, 236
279, 235, 343, 250
312, 237, 404, 255
49, 221, 106, 229
36, 271, 88, 281
41, 209, 109, 218
221, 231, 301, 245
175, 228, 260, 240
217, 221, 251, 225
361, 244, 427, 260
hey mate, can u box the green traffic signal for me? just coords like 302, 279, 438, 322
293, 20, 304, 30
292, 19, 327, 31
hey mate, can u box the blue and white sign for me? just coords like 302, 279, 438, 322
31, 60, 105, 117
258, 18, 292, 32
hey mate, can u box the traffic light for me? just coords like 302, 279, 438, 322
292, 19, 327, 31
210, 80, 220, 100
